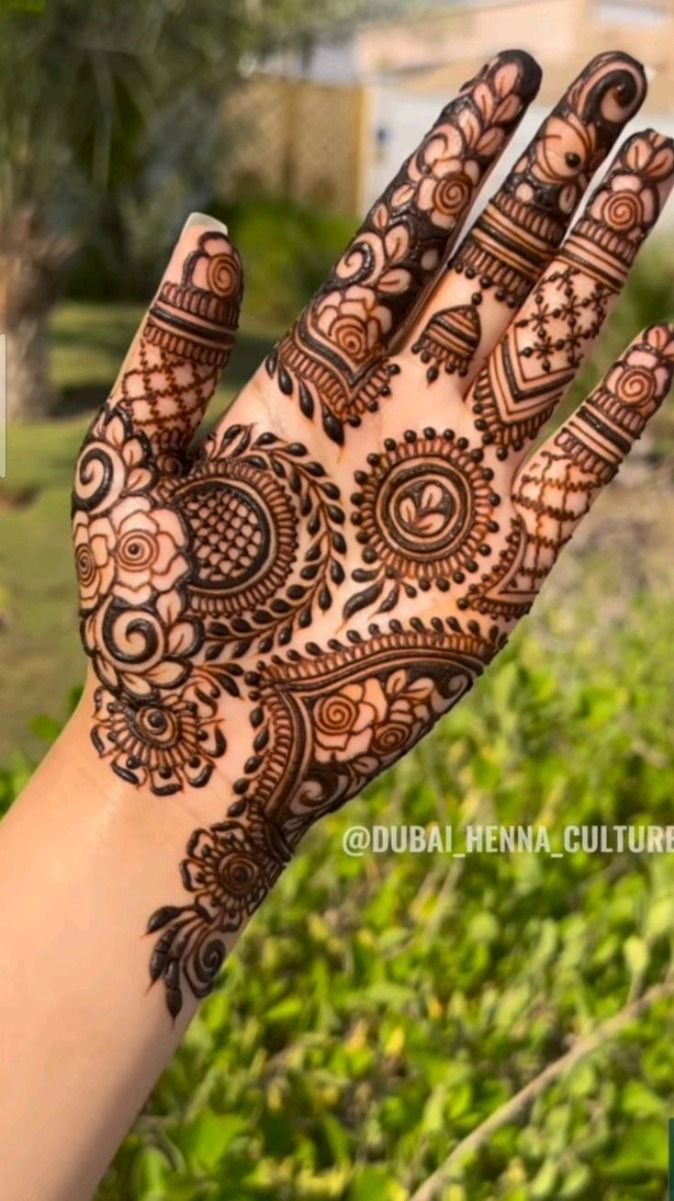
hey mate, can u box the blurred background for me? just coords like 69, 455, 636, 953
2, 1, 674, 1198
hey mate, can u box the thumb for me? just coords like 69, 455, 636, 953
105, 212, 243, 466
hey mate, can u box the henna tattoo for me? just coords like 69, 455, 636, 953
465, 324, 674, 621
346, 427, 500, 618
70, 63, 672, 1024
119, 232, 242, 458
91, 667, 237, 795
148, 618, 504, 1013
467, 131, 674, 456
265, 50, 541, 443
147, 800, 291, 1016
470, 263, 612, 454
412, 303, 482, 381
75, 416, 345, 786
74, 242, 349, 792
556, 323, 674, 483
170, 425, 346, 657
73, 407, 198, 702
413, 52, 646, 382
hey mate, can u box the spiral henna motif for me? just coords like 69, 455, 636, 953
147, 800, 291, 1015
265, 49, 541, 444
467, 131, 674, 457
145, 233, 242, 370
75, 412, 345, 790
555, 323, 674, 483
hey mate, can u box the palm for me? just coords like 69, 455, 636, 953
73, 50, 674, 1015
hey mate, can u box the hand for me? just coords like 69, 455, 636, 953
72, 50, 674, 1017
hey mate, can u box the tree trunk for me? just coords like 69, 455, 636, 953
0, 210, 74, 421
5, 302, 54, 421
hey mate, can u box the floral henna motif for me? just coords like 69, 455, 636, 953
413, 52, 646, 382
147, 800, 292, 1016
556, 323, 674, 482
148, 620, 503, 1013
75, 417, 345, 788
266, 50, 541, 443
75, 331, 346, 790
74, 407, 198, 701
91, 667, 237, 795
345, 427, 501, 618
467, 131, 674, 457
71, 67, 672, 1022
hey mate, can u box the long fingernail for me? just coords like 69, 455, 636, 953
181, 211, 229, 236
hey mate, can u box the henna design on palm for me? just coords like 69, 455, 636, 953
72, 51, 674, 1018
148, 618, 502, 1013
345, 427, 501, 618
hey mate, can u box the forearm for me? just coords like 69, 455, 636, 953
0, 682, 252, 1201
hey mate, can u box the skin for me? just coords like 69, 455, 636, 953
1, 49, 673, 1201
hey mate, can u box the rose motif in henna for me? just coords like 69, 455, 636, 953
74, 233, 346, 792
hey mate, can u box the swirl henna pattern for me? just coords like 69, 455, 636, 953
265, 50, 542, 444
145, 319, 674, 1015
71, 53, 674, 1018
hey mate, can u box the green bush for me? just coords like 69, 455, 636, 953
65, 194, 357, 326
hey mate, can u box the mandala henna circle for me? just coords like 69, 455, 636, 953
92, 682, 226, 795
174, 462, 298, 618
348, 429, 499, 614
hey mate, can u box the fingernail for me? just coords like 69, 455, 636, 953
181, 211, 229, 236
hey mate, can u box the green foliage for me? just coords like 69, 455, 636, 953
66, 193, 357, 319
222, 196, 357, 327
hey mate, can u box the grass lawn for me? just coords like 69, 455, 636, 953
0, 302, 280, 762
